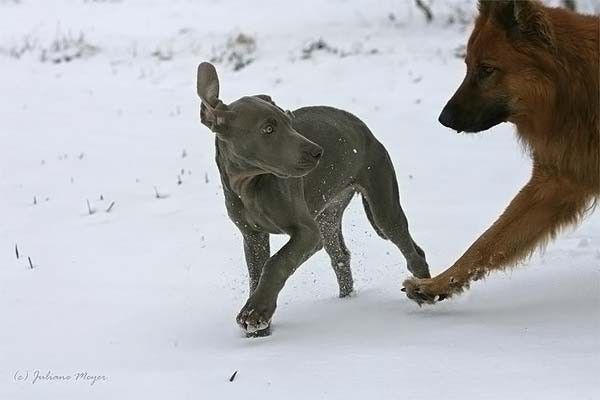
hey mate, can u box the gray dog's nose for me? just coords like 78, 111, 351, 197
310, 147, 323, 160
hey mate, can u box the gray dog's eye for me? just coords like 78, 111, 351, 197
262, 124, 274, 135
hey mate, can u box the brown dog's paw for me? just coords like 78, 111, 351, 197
401, 278, 449, 306
236, 299, 275, 337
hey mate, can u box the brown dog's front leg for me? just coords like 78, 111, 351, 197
237, 226, 322, 335
403, 167, 592, 305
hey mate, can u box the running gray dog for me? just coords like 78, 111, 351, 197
196, 62, 430, 336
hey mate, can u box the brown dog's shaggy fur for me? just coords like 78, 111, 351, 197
403, 0, 599, 304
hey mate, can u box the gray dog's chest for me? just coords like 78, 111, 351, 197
236, 177, 297, 234
240, 198, 282, 233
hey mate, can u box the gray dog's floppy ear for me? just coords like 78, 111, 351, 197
197, 62, 234, 133
197, 62, 220, 106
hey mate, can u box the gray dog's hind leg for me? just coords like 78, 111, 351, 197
359, 149, 430, 279
317, 193, 354, 298
242, 231, 270, 294
362, 195, 426, 260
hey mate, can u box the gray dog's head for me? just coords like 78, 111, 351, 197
196, 62, 323, 178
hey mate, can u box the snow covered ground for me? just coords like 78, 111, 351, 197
1, 1, 598, 399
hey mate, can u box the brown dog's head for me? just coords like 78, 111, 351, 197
439, 0, 556, 133
196, 62, 323, 178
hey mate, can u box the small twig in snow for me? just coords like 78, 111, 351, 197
86, 199, 95, 215
15, 244, 19, 259
106, 201, 115, 213
415, 0, 434, 23
28, 256, 34, 269
229, 371, 238, 382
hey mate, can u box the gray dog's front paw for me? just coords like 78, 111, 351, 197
236, 297, 276, 336
408, 257, 431, 279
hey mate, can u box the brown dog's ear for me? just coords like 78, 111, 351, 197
197, 62, 234, 133
477, 0, 493, 16
483, 0, 554, 46
513, 0, 554, 45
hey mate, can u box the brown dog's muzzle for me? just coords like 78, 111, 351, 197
438, 75, 510, 133
439, 95, 509, 133
438, 102, 460, 131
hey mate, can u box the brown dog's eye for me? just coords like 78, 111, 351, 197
262, 124, 274, 135
478, 65, 496, 78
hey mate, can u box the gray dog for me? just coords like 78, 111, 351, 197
196, 62, 430, 336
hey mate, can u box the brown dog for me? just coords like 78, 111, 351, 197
403, 0, 599, 305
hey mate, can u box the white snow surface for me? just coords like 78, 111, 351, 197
1, 1, 598, 399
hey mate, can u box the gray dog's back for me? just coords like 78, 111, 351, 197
291, 106, 390, 214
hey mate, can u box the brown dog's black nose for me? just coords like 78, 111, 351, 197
438, 104, 457, 129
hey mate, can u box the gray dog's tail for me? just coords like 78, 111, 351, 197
361, 195, 388, 240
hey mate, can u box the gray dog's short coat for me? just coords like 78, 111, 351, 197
196, 62, 429, 336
